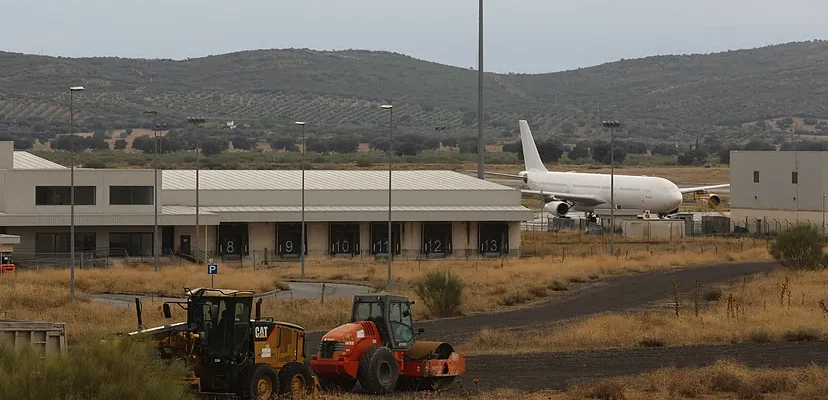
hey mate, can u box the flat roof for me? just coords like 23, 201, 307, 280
162, 170, 512, 191
13, 152, 67, 170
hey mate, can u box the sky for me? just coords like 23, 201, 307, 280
2, 0, 827, 74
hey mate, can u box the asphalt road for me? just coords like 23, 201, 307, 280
304, 261, 819, 392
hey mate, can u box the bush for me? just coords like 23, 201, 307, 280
770, 224, 828, 270
414, 269, 464, 317
0, 338, 193, 400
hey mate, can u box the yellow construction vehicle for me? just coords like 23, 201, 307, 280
130, 288, 320, 399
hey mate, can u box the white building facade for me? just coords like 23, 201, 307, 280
0, 143, 533, 264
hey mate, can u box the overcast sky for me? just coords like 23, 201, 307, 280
2, 0, 827, 73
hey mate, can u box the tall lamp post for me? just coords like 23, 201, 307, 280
822, 194, 826, 235
144, 110, 160, 273
187, 117, 206, 264
69, 85, 84, 301
295, 121, 306, 279
477, 0, 485, 179
381, 104, 394, 288
602, 120, 620, 256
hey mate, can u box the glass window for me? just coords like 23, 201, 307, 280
753, 171, 759, 183
792, 171, 798, 184
389, 302, 414, 344
354, 301, 384, 322
35, 186, 95, 205
110, 186, 153, 205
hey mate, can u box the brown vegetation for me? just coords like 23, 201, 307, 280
462, 265, 827, 356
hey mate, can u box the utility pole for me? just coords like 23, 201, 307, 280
381, 105, 394, 288
477, 0, 485, 180
68, 85, 84, 301
295, 121, 306, 279
187, 117, 206, 264
144, 110, 159, 272
603, 120, 621, 256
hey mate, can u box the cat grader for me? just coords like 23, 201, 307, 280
130, 287, 319, 399
310, 294, 466, 394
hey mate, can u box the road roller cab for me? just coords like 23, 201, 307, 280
310, 294, 465, 394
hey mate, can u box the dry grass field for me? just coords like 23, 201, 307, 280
461, 265, 828, 356
1, 232, 768, 342
334, 362, 828, 400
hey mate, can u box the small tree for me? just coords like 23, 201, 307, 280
770, 224, 828, 270
414, 269, 464, 317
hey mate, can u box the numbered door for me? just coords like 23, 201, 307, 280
218, 223, 249, 257
329, 222, 360, 256
276, 223, 307, 258
478, 222, 509, 256
421, 223, 452, 257
370, 222, 401, 256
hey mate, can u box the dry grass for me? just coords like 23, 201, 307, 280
1, 233, 768, 343
330, 362, 828, 400
462, 265, 828, 356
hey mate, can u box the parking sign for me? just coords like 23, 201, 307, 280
208, 263, 218, 275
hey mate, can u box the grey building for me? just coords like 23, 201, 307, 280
0, 143, 532, 263
730, 150, 827, 233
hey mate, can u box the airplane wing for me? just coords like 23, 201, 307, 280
483, 171, 524, 179
521, 189, 607, 207
678, 184, 730, 194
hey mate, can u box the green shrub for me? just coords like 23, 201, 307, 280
0, 337, 193, 400
770, 224, 828, 270
414, 269, 464, 317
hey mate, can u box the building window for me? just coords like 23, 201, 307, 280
109, 232, 154, 256
110, 186, 153, 205
792, 171, 798, 184
753, 171, 759, 183
34, 232, 95, 254
35, 186, 96, 206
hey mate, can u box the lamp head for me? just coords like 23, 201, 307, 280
380, 105, 393, 110
69, 86, 84, 92
295, 121, 306, 126
144, 110, 158, 115
187, 117, 206, 124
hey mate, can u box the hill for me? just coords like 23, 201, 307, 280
2, 41, 828, 144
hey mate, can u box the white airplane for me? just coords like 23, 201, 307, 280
486, 120, 730, 219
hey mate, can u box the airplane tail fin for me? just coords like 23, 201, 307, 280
519, 120, 548, 172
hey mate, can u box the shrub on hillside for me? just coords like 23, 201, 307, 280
415, 269, 464, 317
0, 337, 193, 400
769, 224, 828, 270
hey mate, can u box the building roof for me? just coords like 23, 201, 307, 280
162, 170, 512, 191
13, 152, 66, 170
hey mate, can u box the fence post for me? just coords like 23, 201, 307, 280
321, 283, 326, 304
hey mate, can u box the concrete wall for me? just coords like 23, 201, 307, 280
162, 189, 520, 208
620, 220, 685, 240
173, 225, 217, 254
2, 169, 157, 214
731, 151, 828, 212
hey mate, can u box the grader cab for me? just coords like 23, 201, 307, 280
310, 294, 465, 394
131, 288, 319, 399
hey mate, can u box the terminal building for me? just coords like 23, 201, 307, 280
0, 142, 533, 264
730, 150, 826, 234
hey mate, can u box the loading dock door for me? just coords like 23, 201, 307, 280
329, 223, 360, 257
370, 222, 401, 256
421, 223, 452, 258
218, 223, 249, 257
478, 222, 509, 257
276, 223, 307, 258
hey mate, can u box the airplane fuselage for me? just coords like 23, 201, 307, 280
526, 170, 683, 214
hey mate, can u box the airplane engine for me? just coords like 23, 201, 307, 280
518, 171, 528, 184
544, 201, 570, 217
707, 194, 721, 208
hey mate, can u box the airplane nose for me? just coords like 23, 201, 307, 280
671, 190, 683, 210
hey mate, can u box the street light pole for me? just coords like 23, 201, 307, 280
144, 110, 159, 272
187, 117, 206, 264
295, 121, 306, 279
381, 105, 394, 288
603, 120, 620, 256
68, 85, 84, 301
477, 0, 485, 180
822, 194, 825, 235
